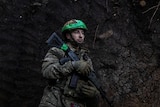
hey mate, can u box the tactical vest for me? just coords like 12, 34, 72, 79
48, 46, 92, 99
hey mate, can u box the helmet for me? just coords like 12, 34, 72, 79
62, 19, 87, 33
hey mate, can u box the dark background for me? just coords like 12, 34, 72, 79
0, 0, 160, 107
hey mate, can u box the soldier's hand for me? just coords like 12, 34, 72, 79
81, 84, 99, 98
72, 60, 91, 76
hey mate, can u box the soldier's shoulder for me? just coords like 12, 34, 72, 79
48, 47, 65, 56
81, 47, 90, 53
50, 47, 61, 51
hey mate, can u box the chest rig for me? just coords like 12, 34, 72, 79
63, 48, 90, 98
55, 46, 91, 98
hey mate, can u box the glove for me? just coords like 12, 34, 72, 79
72, 60, 91, 76
81, 84, 99, 98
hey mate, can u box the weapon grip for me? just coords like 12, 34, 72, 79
69, 73, 79, 88
59, 57, 71, 65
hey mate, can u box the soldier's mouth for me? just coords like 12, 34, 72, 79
77, 39, 84, 43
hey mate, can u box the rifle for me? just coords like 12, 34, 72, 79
46, 32, 112, 107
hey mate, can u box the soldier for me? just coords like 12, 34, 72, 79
39, 19, 100, 107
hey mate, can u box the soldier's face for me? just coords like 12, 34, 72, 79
69, 29, 85, 44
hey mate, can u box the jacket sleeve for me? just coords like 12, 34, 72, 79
41, 47, 74, 79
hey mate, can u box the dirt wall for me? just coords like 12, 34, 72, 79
0, 0, 160, 107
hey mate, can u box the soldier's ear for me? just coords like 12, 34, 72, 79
66, 33, 71, 40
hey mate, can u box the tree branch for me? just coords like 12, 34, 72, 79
148, 1, 160, 28
92, 24, 99, 49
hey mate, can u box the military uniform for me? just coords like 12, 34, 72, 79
39, 43, 99, 107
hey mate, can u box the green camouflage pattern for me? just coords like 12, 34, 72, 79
39, 44, 97, 107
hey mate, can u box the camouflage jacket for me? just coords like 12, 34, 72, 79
41, 43, 95, 98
